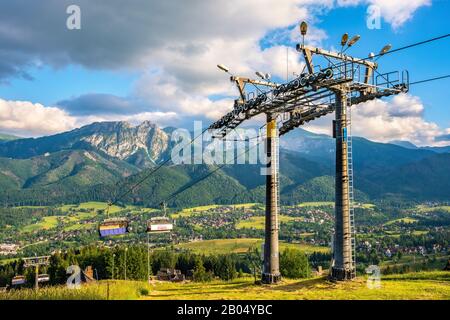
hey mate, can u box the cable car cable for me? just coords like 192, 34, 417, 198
163, 141, 260, 205
409, 74, 450, 86
332, 33, 450, 69
162, 87, 282, 206
378, 34, 450, 59
108, 127, 210, 207
107, 70, 450, 214
100, 34, 450, 230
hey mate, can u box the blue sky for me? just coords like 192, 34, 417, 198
0, 0, 448, 145
0, 66, 136, 106
314, 1, 450, 128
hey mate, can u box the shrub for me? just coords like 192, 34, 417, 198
139, 288, 149, 296
280, 248, 310, 279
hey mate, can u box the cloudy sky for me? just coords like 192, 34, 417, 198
0, 0, 449, 146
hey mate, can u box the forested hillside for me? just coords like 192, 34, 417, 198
0, 121, 448, 208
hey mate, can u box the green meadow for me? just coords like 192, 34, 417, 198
174, 238, 329, 255
236, 215, 302, 230
1, 271, 448, 300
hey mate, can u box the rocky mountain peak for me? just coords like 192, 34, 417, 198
138, 120, 156, 128
0, 120, 171, 167
79, 120, 170, 166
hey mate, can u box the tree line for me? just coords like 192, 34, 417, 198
0, 245, 311, 287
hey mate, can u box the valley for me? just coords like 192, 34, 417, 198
1, 201, 449, 277
1, 0, 450, 305
0, 121, 449, 299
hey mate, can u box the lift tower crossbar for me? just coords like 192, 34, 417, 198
23, 256, 50, 290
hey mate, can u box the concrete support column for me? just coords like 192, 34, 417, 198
331, 88, 355, 281
262, 113, 281, 284
35, 265, 39, 290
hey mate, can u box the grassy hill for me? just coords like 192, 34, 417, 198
1, 271, 448, 300
0, 150, 138, 191
1, 132, 450, 207
174, 238, 329, 254
360, 153, 450, 200
0, 133, 20, 142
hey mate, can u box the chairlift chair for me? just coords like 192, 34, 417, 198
37, 274, 50, 283
146, 202, 174, 233
146, 216, 174, 233
98, 202, 130, 237
11, 275, 26, 286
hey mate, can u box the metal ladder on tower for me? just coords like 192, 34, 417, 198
274, 123, 281, 228
346, 100, 356, 272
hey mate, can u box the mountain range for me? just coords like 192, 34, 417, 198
0, 120, 448, 207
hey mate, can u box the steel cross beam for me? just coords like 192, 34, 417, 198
297, 44, 377, 74
23, 256, 50, 268
229, 76, 278, 104
208, 74, 347, 137
278, 86, 407, 136
208, 54, 405, 138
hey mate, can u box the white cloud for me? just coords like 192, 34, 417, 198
0, 99, 76, 136
253, 46, 306, 82
337, 0, 362, 6
335, 0, 431, 28
141, 38, 308, 97
0, 98, 178, 137
336, 0, 431, 29
303, 93, 449, 147
133, 71, 234, 122
0, 0, 322, 107
367, 0, 431, 29
0, 0, 313, 79
132, 42, 306, 123
0, 1, 434, 137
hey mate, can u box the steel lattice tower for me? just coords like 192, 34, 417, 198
209, 22, 408, 283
